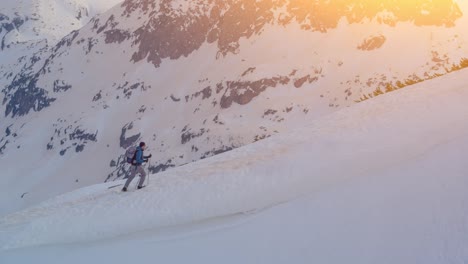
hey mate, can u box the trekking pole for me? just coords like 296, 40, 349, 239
147, 159, 151, 186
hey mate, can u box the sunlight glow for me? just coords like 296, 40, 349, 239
285, 0, 462, 30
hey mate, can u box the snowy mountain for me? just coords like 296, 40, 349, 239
1, 67, 468, 263
0, 0, 123, 47
1, 0, 468, 215
0, 0, 122, 95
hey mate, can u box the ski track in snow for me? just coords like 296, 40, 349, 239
1, 69, 468, 251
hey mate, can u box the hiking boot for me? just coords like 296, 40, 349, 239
122, 187, 128, 192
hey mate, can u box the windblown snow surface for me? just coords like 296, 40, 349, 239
1, 69, 468, 263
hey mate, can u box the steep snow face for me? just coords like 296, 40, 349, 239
0, 0, 123, 46
0, 69, 467, 261
0, 0, 123, 94
1, 0, 468, 215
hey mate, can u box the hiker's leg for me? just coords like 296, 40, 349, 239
137, 166, 147, 187
124, 166, 138, 188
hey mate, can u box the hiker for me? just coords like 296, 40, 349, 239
122, 142, 152, 192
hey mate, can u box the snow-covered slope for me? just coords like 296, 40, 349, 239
0, 0, 122, 96
0, 0, 123, 46
1, 0, 468, 215
1, 68, 468, 263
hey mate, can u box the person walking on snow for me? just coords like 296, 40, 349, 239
122, 142, 152, 192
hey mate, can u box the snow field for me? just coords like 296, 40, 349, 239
1, 69, 468, 251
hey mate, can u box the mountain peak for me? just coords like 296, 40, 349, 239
90, 0, 464, 68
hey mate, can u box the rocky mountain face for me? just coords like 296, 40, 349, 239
0, 0, 123, 46
1, 0, 467, 213
0, 0, 122, 94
